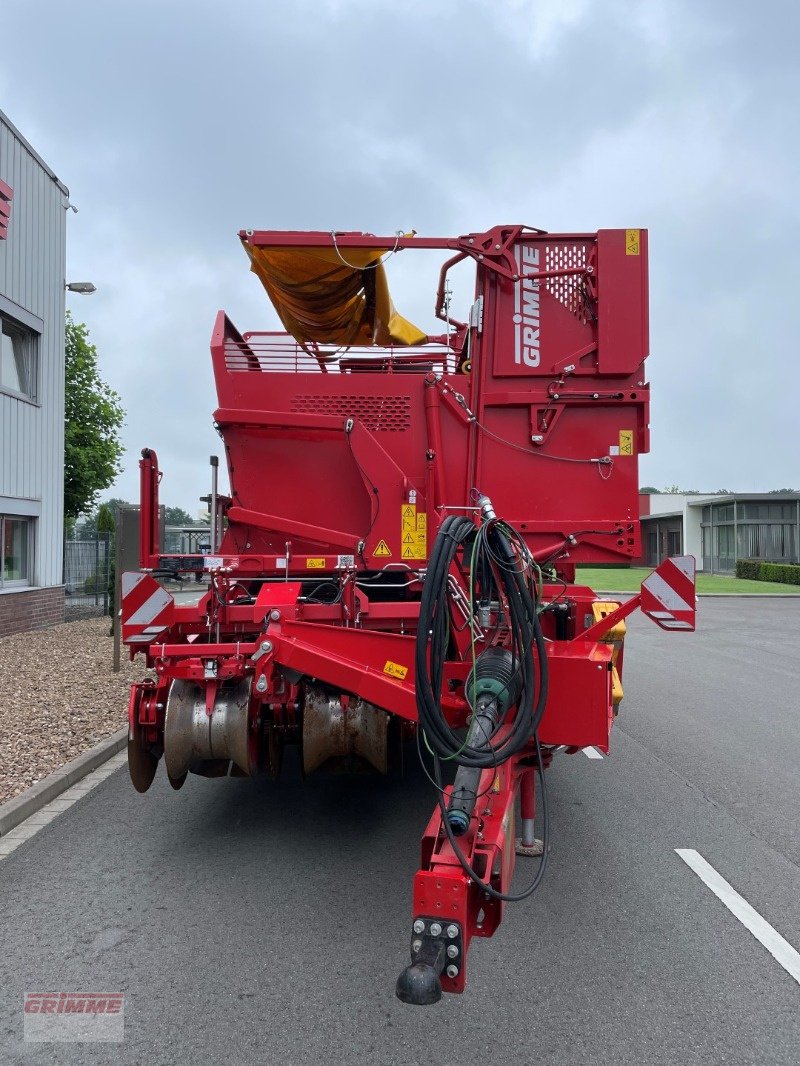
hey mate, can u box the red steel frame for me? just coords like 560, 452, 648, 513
123, 225, 694, 996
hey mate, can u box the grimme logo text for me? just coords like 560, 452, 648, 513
24, 992, 123, 1015
514, 244, 541, 368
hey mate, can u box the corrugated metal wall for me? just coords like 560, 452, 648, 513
0, 113, 67, 587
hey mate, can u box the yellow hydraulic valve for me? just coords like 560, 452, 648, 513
592, 602, 626, 709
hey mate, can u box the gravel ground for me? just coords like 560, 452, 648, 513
0, 618, 150, 802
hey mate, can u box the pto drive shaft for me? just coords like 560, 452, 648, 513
446, 648, 523, 836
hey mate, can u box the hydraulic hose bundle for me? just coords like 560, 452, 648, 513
415, 502, 550, 901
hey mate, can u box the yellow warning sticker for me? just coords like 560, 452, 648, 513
625, 229, 640, 256
414, 520, 426, 556
383, 660, 408, 681
373, 539, 391, 557
619, 430, 634, 455
400, 504, 427, 559
306, 558, 325, 569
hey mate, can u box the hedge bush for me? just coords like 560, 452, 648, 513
83, 571, 107, 595
736, 559, 800, 585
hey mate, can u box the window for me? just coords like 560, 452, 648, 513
647, 530, 658, 563
1, 515, 32, 587
741, 502, 767, 520
738, 501, 796, 521
667, 530, 681, 556
702, 526, 712, 566
717, 524, 734, 556
0, 315, 38, 400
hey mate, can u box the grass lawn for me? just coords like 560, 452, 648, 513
575, 567, 799, 595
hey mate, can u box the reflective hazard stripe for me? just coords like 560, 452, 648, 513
126, 586, 172, 626
642, 571, 693, 614
121, 572, 174, 645
121, 572, 147, 597
641, 555, 696, 632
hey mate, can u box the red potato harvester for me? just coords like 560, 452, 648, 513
123, 225, 696, 1003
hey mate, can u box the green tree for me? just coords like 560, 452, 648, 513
96, 503, 116, 618
640, 486, 659, 494
96, 503, 116, 535
164, 506, 196, 526
74, 497, 131, 538
64, 313, 125, 522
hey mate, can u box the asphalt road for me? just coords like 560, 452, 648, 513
1, 599, 798, 1064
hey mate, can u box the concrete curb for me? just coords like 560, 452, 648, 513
0, 727, 127, 838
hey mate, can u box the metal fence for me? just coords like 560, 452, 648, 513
64, 534, 111, 620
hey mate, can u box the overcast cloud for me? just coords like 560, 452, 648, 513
2, 0, 798, 513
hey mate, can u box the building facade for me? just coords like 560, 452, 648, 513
0, 110, 68, 636
638, 492, 800, 573
697, 495, 800, 573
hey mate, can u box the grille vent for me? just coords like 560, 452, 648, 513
290, 394, 411, 431
544, 243, 591, 322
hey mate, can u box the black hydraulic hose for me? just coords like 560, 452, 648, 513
433, 734, 550, 903
415, 510, 551, 901
496, 526, 550, 735
415, 517, 548, 767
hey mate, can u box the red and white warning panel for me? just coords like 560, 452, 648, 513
121, 573, 174, 644
640, 556, 697, 631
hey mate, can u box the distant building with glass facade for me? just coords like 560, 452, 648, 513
698, 496, 800, 573
638, 493, 800, 572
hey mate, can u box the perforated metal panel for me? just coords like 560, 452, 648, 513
544, 242, 590, 321
290, 394, 411, 431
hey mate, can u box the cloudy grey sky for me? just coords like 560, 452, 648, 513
3, 0, 798, 512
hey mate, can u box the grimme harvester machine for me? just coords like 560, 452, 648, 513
123, 224, 696, 1004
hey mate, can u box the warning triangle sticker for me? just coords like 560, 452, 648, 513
402, 532, 415, 544
402, 505, 416, 519
373, 540, 392, 557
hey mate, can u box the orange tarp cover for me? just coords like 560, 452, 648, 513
243, 242, 427, 348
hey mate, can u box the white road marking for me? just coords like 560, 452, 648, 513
0, 752, 127, 861
676, 848, 800, 987
583, 746, 603, 759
